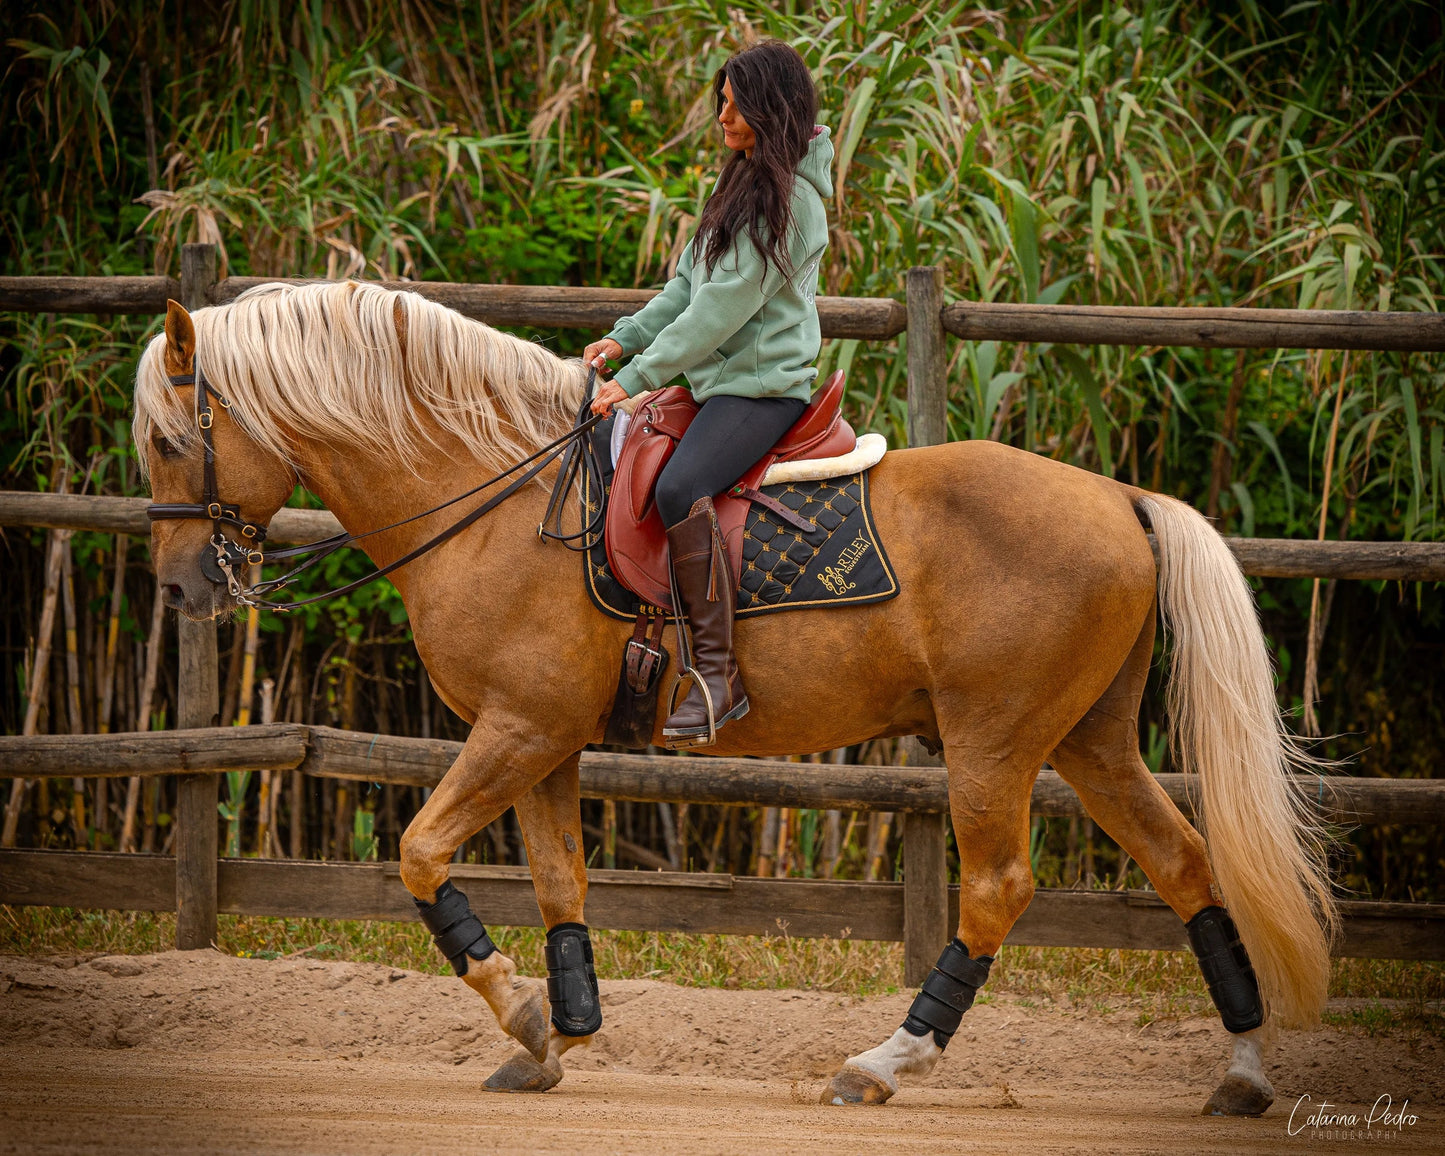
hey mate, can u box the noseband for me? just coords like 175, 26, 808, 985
145, 354, 605, 611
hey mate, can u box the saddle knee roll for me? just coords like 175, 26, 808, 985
545, 922, 603, 1037
414, 879, 497, 977
901, 938, 994, 1049
1186, 905, 1264, 1033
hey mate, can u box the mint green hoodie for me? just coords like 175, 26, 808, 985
605, 127, 834, 403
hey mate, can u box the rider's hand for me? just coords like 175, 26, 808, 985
591, 381, 629, 417
583, 338, 622, 373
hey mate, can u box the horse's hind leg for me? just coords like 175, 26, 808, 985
1047, 615, 1275, 1117
482, 754, 596, 1093
824, 739, 1041, 1106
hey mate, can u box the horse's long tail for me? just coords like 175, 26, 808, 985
1137, 493, 1337, 1028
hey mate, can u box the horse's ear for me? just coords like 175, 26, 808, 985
164, 299, 196, 377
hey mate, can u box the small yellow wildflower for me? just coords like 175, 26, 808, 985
630, 98, 644, 117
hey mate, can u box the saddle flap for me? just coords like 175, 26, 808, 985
625, 432, 674, 523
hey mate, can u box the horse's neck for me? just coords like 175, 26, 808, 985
295, 435, 548, 575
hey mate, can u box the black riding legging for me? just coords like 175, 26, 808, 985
654, 393, 809, 528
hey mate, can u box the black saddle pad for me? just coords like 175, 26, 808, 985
581, 416, 900, 621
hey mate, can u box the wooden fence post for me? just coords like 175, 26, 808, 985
901, 265, 951, 986
174, 243, 221, 951
905, 266, 948, 449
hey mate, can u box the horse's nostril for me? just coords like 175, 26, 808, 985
160, 584, 186, 610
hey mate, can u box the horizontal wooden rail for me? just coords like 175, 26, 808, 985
942, 301, 1445, 352
214, 278, 908, 340
0, 275, 906, 340
8, 276, 1444, 352
4, 491, 1443, 580
0, 275, 180, 315
0, 491, 342, 544
2, 725, 1443, 825
1, 850, 1438, 959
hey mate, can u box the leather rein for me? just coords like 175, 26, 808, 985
146, 358, 606, 611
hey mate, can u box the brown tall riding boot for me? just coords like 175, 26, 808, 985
663, 496, 749, 748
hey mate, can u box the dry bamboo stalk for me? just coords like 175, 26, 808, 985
332, 783, 349, 861
289, 658, 305, 858
602, 798, 617, 868
256, 676, 276, 857
219, 627, 245, 727
96, 534, 128, 732
839, 810, 860, 874
705, 810, 727, 872
59, 539, 86, 842
822, 810, 841, 878
1, 527, 69, 847
658, 801, 679, 869
132, 587, 166, 853
756, 807, 779, 877
773, 807, 791, 878
868, 812, 894, 881
1303, 354, 1350, 737
92, 534, 129, 849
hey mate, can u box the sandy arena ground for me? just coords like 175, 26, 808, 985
1, 950, 1440, 1154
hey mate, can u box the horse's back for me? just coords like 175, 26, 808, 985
870, 438, 1154, 594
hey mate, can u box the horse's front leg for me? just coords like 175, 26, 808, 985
482, 753, 600, 1093
400, 727, 594, 1068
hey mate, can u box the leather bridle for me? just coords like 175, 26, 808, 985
146, 362, 277, 598
146, 356, 606, 611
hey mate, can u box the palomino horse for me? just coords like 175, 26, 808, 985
136, 281, 1335, 1115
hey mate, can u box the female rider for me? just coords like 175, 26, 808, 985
584, 40, 832, 748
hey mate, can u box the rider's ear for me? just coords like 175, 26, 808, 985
164, 299, 197, 377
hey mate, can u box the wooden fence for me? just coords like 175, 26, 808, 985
2, 248, 1443, 984
2, 726, 1442, 962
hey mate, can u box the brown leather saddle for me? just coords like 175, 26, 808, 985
605, 370, 856, 608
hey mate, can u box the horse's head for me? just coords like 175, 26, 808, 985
136, 300, 298, 620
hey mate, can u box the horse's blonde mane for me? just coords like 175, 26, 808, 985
133, 280, 587, 479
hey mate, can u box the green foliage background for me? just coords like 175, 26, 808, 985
1, 1, 1442, 898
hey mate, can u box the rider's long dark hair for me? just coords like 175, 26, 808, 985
692, 40, 818, 282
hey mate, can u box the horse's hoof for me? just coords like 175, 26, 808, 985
1203, 1073, 1275, 1117
483, 1049, 563, 1093
502, 985, 551, 1063
821, 1065, 895, 1106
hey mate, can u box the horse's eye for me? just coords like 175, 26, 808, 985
153, 435, 185, 460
